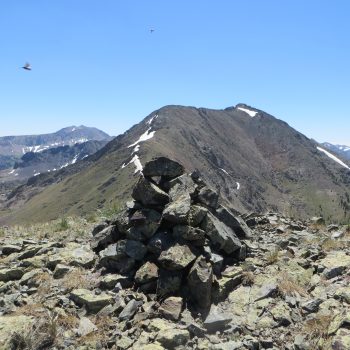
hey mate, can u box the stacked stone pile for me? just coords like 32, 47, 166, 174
92, 157, 251, 310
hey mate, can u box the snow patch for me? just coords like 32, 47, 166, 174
237, 107, 258, 117
8, 169, 15, 175
236, 182, 240, 190
147, 114, 158, 125
219, 168, 229, 175
132, 145, 140, 154
60, 162, 69, 169
71, 154, 79, 164
317, 147, 350, 170
128, 128, 156, 148
122, 155, 143, 173
34, 172, 40, 176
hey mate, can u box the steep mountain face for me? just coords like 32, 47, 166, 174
0, 140, 108, 182
321, 142, 350, 161
0, 125, 111, 170
1, 104, 350, 224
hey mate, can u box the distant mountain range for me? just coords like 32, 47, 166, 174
321, 142, 350, 161
2, 104, 349, 225
0, 125, 111, 170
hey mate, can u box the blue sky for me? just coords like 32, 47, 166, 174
0, 0, 349, 144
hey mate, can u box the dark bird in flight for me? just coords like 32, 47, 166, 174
150, 28, 155, 33
22, 62, 32, 71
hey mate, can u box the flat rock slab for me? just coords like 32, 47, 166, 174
204, 305, 232, 332
70, 289, 113, 313
158, 296, 183, 321
48, 243, 95, 269
158, 244, 196, 270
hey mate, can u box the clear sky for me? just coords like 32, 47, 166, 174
0, 0, 349, 145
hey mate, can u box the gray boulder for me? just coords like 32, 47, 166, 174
216, 205, 252, 239
132, 177, 170, 207
125, 240, 147, 261
119, 299, 143, 321
204, 305, 232, 332
173, 225, 206, 241
197, 186, 219, 209
91, 225, 120, 252
158, 243, 196, 270
143, 157, 184, 178
128, 209, 161, 239
135, 262, 159, 285
168, 173, 196, 200
187, 256, 213, 309
157, 269, 182, 297
99, 241, 135, 273
162, 194, 191, 224
201, 212, 242, 254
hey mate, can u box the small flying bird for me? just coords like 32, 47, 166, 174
150, 28, 155, 33
22, 62, 32, 71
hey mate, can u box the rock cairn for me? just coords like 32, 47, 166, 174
92, 157, 251, 310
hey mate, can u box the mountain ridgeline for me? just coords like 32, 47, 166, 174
1, 104, 349, 224
0, 125, 111, 171
322, 142, 350, 161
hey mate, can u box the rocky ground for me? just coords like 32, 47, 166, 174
1, 157, 350, 350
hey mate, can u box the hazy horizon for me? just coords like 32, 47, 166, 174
1, 0, 349, 145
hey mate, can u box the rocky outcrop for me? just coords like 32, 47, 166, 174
92, 157, 248, 311
2, 158, 350, 349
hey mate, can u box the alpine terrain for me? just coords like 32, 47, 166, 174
0, 125, 111, 171
321, 143, 350, 161
1, 104, 349, 225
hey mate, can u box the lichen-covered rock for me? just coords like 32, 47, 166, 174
204, 305, 232, 332
216, 205, 252, 238
119, 299, 143, 321
158, 296, 183, 321
135, 262, 159, 285
157, 328, 190, 349
162, 194, 191, 224
99, 241, 135, 272
0, 315, 34, 349
0, 267, 24, 282
158, 244, 196, 270
168, 174, 196, 200
70, 289, 113, 313
90, 225, 120, 252
128, 209, 161, 239
173, 225, 206, 241
196, 186, 219, 209
201, 212, 242, 254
